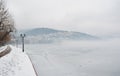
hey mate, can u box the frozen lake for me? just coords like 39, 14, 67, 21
18, 39, 120, 76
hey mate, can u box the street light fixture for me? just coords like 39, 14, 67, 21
20, 34, 26, 52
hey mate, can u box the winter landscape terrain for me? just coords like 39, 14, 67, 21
16, 28, 120, 76
1, 28, 119, 76
0, 0, 119, 76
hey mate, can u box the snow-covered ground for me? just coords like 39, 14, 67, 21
23, 39, 120, 76
0, 45, 36, 76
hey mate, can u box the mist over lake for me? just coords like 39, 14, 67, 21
17, 39, 120, 76
5, 0, 120, 75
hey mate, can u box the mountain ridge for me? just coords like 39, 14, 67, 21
24, 28, 95, 36
17, 28, 98, 44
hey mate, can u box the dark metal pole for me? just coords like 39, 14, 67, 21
22, 36, 24, 52
20, 34, 25, 52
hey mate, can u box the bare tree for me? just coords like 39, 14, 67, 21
0, 0, 15, 45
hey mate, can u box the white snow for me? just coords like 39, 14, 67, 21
0, 45, 36, 76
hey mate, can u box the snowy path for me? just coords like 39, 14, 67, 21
0, 45, 36, 76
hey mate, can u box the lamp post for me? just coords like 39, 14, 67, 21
20, 34, 25, 52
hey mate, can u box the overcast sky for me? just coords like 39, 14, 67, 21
7, 0, 120, 36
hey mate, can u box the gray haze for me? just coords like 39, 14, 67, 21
7, 0, 120, 36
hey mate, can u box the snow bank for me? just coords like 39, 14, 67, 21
0, 46, 7, 52
0, 45, 36, 76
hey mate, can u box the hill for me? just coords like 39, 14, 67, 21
17, 28, 98, 44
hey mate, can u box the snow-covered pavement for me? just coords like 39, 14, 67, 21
0, 45, 36, 76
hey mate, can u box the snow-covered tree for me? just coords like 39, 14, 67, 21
0, 0, 15, 45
